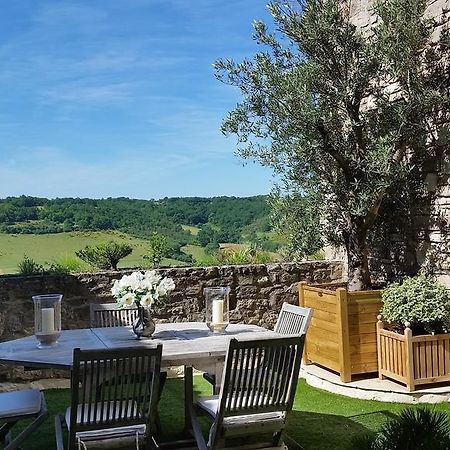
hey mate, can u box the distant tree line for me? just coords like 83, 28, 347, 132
0, 196, 275, 260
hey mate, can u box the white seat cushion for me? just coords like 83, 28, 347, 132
65, 400, 146, 441
0, 389, 42, 418
197, 395, 285, 427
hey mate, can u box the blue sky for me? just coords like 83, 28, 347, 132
0, 0, 275, 200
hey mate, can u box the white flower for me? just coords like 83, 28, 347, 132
120, 292, 136, 306
128, 271, 143, 291
140, 293, 154, 308
161, 277, 175, 292
111, 271, 174, 310
144, 270, 162, 285
111, 279, 121, 297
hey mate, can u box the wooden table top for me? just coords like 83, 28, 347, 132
0, 322, 280, 370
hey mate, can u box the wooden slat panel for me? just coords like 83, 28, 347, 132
426, 341, 433, 379
379, 369, 407, 383
351, 362, 378, 373
349, 334, 377, 345
349, 342, 377, 355
348, 313, 380, 325
347, 290, 383, 299
311, 309, 337, 324
310, 317, 338, 334
303, 297, 338, 314
412, 334, 450, 342
439, 340, 445, 377
303, 286, 338, 296
307, 328, 339, 344
348, 303, 382, 314
308, 354, 340, 372
350, 352, 378, 365
349, 323, 377, 335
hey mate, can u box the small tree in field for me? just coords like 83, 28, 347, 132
76, 241, 133, 271
144, 232, 169, 268
215, 0, 450, 290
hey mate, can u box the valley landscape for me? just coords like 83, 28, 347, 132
0, 195, 282, 274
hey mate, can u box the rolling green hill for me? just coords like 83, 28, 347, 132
0, 231, 188, 275
0, 196, 283, 274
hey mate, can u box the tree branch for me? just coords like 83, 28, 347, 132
316, 123, 353, 182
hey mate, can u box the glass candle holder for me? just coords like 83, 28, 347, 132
32, 294, 62, 348
205, 287, 230, 333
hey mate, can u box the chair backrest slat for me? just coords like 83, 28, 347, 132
68, 346, 162, 449
90, 303, 138, 328
274, 303, 313, 336
217, 336, 304, 421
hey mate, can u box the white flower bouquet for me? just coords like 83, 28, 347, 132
111, 270, 175, 309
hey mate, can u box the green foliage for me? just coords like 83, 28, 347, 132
195, 245, 276, 267
215, 0, 450, 289
381, 275, 450, 333
76, 241, 133, 271
351, 407, 450, 450
17, 255, 44, 275
48, 254, 90, 274
269, 188, 322, 260
0, 195, 278, 264
144, 233, 170, 268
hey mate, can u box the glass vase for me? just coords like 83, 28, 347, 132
32, 294, 62, 348
205, 287, 230, 333
132, 306, 156, 339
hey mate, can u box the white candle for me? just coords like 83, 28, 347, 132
41, 308, 55, 333
212, 299, 224, 324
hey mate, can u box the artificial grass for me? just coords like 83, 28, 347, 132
9, 376, 450, 450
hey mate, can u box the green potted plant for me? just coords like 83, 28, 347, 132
381, 275, 450, 335
377, 275, 450, 390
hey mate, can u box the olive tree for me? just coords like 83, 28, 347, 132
76, 241, 133, 271
215, 0, 450, 290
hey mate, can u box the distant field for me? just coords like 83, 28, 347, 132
181, 225, 200, 236
0, 231, 185, 275
181, 244, 207, 261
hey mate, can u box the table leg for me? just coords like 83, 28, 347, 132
214, 361, 224, 395
184, 365, 193, 433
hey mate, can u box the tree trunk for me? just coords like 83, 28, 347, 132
344, 224, 372, 292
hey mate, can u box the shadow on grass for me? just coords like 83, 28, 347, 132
285, 410, 372, 450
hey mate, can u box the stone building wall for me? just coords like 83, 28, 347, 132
0, 261, 343, 382
346, 0, 450, 287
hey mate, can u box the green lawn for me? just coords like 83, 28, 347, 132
0, 231, 186, 275
10, 377, 450, 450
182, 244, 207, 261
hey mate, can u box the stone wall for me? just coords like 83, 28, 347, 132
345, 0, 450, 287
0, 261, 343, 382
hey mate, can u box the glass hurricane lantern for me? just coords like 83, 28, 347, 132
204, 287, 230, 333
32, 294, 62, 348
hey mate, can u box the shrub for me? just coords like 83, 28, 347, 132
381, 275, 450, 333
17, 255, 44, 275
47, 254, 90, 274
351, 407, 450, 450
76, 241, 133, 271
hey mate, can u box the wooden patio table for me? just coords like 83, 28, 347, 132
0, 322, 280, 447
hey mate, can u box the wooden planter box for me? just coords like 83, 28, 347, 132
377, 320, 450, 391
299, 281, 382, 382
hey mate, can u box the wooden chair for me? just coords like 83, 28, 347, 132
190, 336, 304, 450
55, 345, 162, 450
90, 302, 166, 435
89, 303, 138, 328
274, 302, 313, 335
0, 389, 48, 450
204, 302, 313, 392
